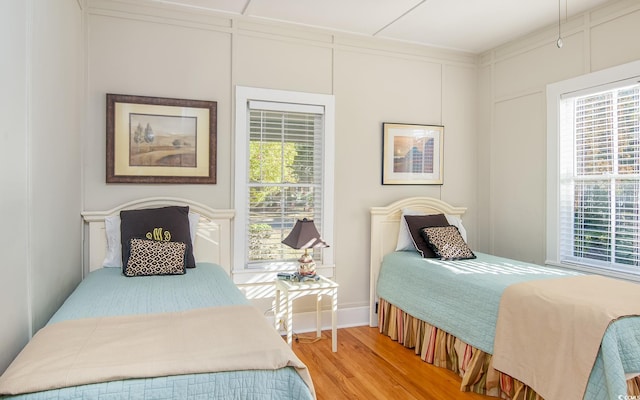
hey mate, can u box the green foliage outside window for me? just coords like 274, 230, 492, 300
248, 141, 309, 261
249, 141, 297, 206
248, 223, 277, 261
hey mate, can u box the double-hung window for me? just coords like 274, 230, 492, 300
547, 62, 640, 277
234, 87, 335, 275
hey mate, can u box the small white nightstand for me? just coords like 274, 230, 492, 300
274, 275, 339, 352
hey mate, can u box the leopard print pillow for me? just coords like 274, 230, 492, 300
124, 238, 186, 277
420, 226, 475, 261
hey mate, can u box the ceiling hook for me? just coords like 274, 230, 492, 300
557, 0, 564, 48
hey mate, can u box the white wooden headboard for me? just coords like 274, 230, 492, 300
369, 197, 467, 327
81, 197, 235, 275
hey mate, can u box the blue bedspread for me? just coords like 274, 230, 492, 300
3, 264, 314, 400
377, 251, 640, 400
48, 263, 249, 323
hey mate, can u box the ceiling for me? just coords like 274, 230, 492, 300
154, 0, 612, 53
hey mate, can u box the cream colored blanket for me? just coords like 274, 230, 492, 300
0, 304, 315, 397
493, 275, 640, 400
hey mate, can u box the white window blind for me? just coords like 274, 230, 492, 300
559, 83, 640, 274
245, 103, 325, 267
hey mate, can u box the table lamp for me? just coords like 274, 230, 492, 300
282, 218, 329, 277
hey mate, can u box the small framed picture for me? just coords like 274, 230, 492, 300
382, 123, 443, 185
106, 93, 217, 184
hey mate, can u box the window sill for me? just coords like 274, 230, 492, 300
545, 260, 640, 283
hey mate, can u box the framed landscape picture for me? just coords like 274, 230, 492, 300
382, 122, 443, 185
106, 94, 217, 184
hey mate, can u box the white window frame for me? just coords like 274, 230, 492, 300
233, 86, 335, 282
546, 60, 640, 281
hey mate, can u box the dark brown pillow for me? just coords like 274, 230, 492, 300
420, 226, 476, 260
404, 214, 450, 258
120, 206, 195, 271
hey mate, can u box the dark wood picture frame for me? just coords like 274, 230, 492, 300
106, 93, 217, 184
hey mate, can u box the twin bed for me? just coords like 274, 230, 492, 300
0, 198, 315, 400
4, 195, 640, 400
369, 197, 640, 400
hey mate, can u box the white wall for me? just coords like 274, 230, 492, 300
0, 0, 83, 373
84, 0, 478, 320
0, 0, 30, 374
84, 5, 233, 210
477, 0, 640, 264
29, 0, 84, 332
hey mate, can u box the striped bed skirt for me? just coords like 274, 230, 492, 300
377, 298, 640, 399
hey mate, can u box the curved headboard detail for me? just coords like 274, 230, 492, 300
82, 197, 235, 276
369, 197, 467, 327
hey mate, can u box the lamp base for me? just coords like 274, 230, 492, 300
297, 253, 316, 277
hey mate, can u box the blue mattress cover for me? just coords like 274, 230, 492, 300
377, 251, 640, 400
3, 263, 314, 400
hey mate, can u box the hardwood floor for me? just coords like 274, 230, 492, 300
292, 326, 492, 400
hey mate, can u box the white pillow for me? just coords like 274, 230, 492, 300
395, 208, 467, 251
102, 212, 200, 268
103, 215, 122, 268
445, 214, 467, 243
